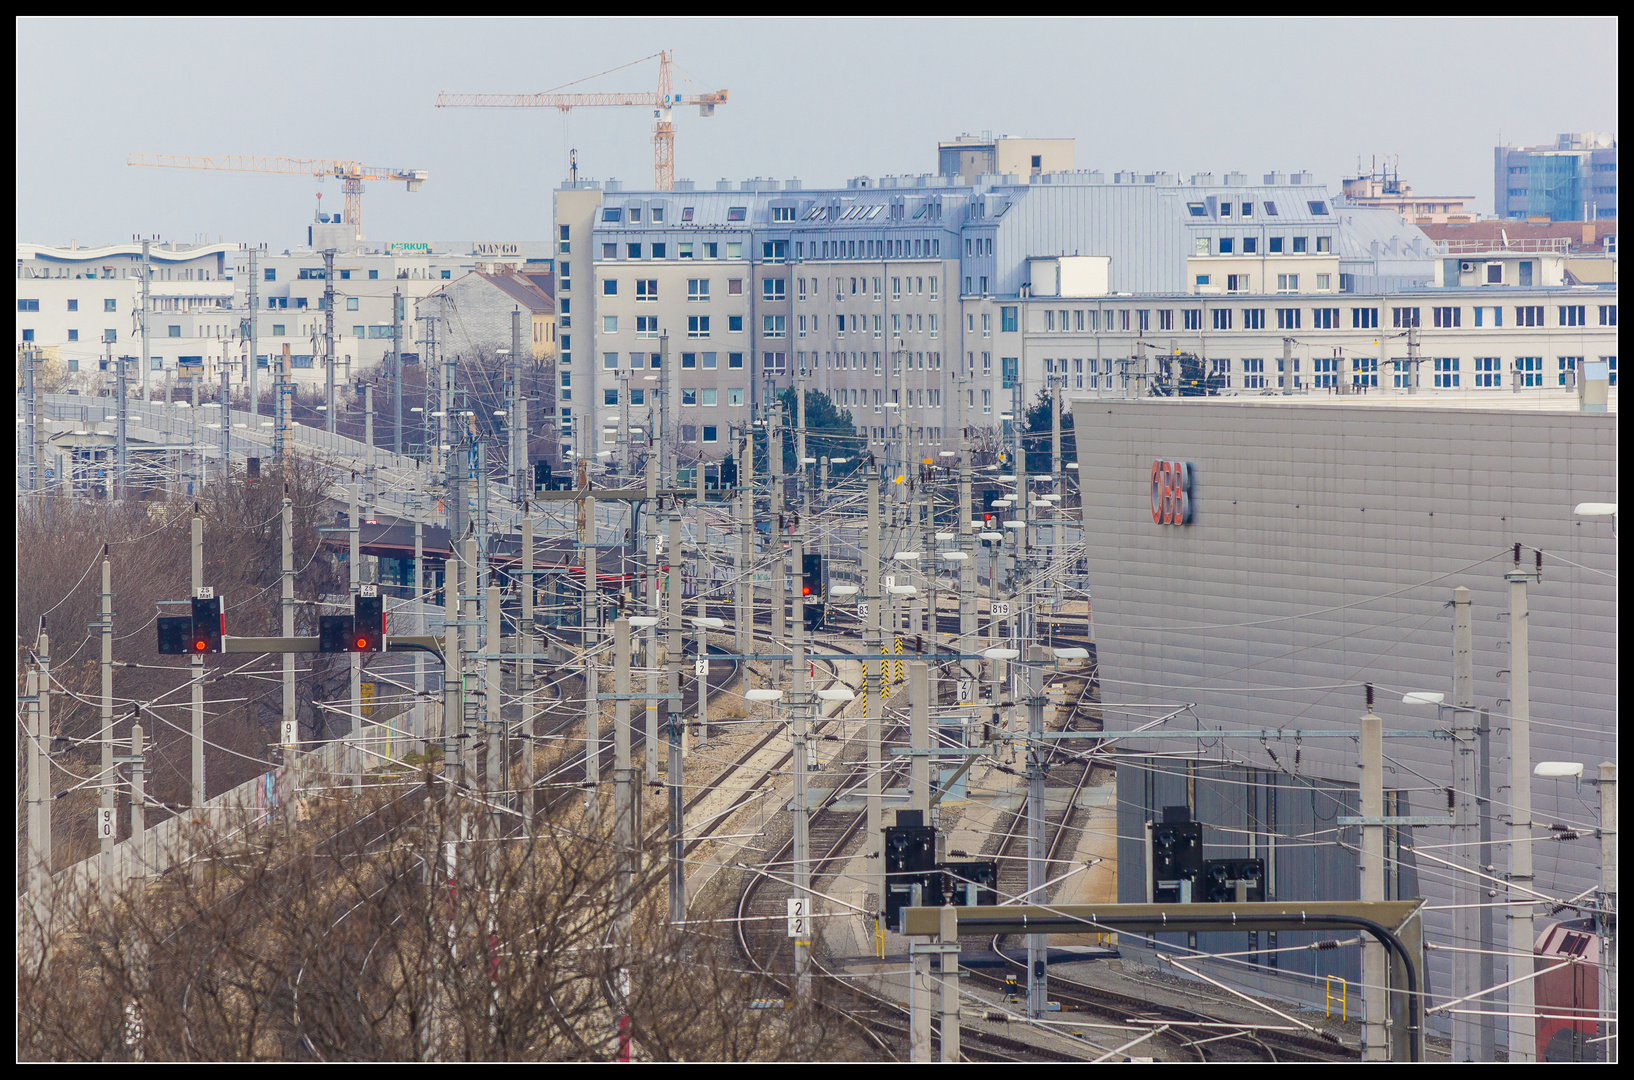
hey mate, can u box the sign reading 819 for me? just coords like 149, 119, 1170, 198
1151, 460, 1194, 526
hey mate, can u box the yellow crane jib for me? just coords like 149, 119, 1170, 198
434, 50, 726, 191
126, 154, 427, 239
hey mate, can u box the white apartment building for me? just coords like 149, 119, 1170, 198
1020, 286, 1618, 401
554, 154, 1456, 473
18, 237, 551, 399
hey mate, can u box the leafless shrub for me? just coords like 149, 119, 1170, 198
20, 778, 869, 1061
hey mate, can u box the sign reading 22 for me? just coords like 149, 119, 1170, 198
1151, 460, 1194, 525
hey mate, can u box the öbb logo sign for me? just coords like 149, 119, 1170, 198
1150, 460, 1194, 525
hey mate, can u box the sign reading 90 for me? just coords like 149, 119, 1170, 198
1151, 460, 1194, 525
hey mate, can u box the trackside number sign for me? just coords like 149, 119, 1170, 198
1151, 460, 1194, 525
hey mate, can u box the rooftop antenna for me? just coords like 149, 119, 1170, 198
570, 148, 578, 185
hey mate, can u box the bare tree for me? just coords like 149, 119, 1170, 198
20, 776, 870, 1061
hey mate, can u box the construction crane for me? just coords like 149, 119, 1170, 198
126, 154, 428, 242
436, 50, 727, 192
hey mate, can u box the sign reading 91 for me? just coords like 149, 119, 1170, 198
1151, 460, 1194, 525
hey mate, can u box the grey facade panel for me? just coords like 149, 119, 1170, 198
1078, 398, 1616, 1023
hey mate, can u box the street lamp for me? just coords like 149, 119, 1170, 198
1574, 502, 1617, 538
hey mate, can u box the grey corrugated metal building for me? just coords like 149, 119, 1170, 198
1073, 393, 1617, 1037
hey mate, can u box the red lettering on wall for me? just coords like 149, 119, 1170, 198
1151, 459, 1194, 525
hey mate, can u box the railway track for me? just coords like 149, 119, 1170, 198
727, 638, 1096, 1062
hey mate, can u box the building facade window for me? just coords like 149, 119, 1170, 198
1392, 307, 1421, 328
1516, 356, 1543, 387
1474, 357, 1501, 388
1433, 357, 1460, 388
688, 316, 709, 337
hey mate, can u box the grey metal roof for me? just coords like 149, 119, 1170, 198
1333, 206, 1437, 262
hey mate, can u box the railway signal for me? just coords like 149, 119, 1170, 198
1151, 805, 1204, 903
801, 552, 823, 597
316, 588, 383, 653
1201, 858, 1266, 902
156, 615, 191, 655
190, 593, 223, 653
155, 591, 225, 654
353, 586, 383, 653
318, 614, 353, 653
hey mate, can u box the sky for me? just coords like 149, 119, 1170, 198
16, 17, 1619, 250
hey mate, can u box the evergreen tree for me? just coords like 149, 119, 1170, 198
752, 388, 862, 476
1022, 389, 1075, 474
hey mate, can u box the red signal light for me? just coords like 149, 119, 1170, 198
194, 640, 208, 652
802, 586, 812, 596
355, 637, 369, 650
